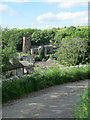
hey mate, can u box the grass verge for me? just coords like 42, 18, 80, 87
2, 66, 90, 103
74, 85, 89, 119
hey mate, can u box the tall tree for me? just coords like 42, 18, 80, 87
39, 46, 45, 60
57, 37, 88, 66
2, 30, 17, 71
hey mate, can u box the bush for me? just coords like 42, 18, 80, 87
2, 66, 90, 103
2, 76, 35, 102
35, 56, 41, 61
42, 58, 46, 62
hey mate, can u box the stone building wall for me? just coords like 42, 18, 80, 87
44, 45, 53, 54
31, 48, 39, 55
22, 36, 31, 53
30, 45, 53, 55
17, 68, 24, 76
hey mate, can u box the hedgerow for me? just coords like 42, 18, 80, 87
2, 66, 90, 102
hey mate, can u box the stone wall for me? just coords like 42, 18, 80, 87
17, 68, 24, 76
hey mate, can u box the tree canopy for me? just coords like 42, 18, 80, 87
1, 26, 89, 69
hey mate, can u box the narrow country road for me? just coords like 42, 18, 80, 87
2, 80, 88, 118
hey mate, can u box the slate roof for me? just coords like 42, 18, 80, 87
19, 61, 29, 67
44, 45, 53, 47
4, 61, 24, 71
31, 47, 39, 50
19, 61, 35, 68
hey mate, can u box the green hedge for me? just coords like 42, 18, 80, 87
2, 66, 90, 102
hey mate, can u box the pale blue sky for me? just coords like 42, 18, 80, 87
0, 2, 88, 29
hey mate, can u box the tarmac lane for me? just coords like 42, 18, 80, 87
2, 79, 88, 118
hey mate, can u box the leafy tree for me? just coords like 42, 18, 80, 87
0, 26, 2, 75
1, 26, 89, 69
2, 29, 17, 71
31, 30, 41, 45
48, 30, 56, 38
31, 30, 50, 45
40, 30, 50, 45
57, 37, 89, 66
39, 46, 45, 60
74, 30, 88, 38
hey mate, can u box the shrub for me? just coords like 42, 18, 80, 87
35, 56, 41, 61
45, 55, 49, 60
42, 58, 46, 62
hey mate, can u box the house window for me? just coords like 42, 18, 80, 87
34, 52, 35, 54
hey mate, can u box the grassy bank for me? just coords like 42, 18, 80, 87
2, 66, 90, 103
74, 85, 89, 119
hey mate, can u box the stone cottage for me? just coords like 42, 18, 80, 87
31, 47, 39, 55
3, 61, 24, 78
19, 61, 35, 74
44, 45, 53, 54
22, 55, 35, 63
31, 45, 53, 55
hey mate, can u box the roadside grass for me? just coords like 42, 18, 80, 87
74, 85, 89, 119
2, 66, 90, 103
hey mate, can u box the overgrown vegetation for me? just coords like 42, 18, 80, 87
74, 85, 89, 119
2, 66, 90, 103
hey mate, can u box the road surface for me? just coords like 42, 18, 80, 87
2, 80, 88, 118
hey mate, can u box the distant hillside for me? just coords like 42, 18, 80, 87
2, 26, 88, 52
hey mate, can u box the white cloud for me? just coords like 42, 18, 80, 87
1, 0, 29, 2
41, 25, 49, 30
0, 4, 14, 16
41, 24, 58, 30
1, 0, 89, 2
51, 24, 58, 28
72, 11, 88, 25
58, 2, 78, 9
36, 11, 88, 26
46, 0, 89, 2
58, 2, 88, 9
31, 22, 35, 25
46, 0, 88, 9
45, 0, 57, 1
37, 12, 56, 22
